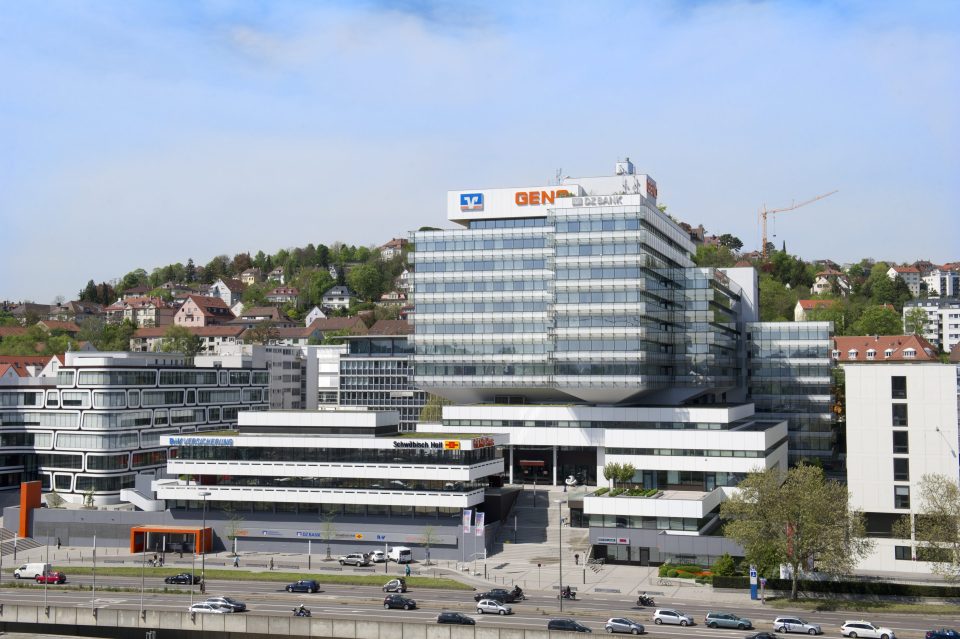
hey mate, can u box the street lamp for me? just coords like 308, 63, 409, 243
555, 499, 566, 612
199, 491, 212, 594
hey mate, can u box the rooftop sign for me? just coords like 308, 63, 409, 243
169, 437, 234, 447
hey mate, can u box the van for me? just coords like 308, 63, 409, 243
14, 562, 51, 579
388, 546, 412, 563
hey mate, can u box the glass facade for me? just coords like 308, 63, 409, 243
339, 335, 426, 432
746, 321, 836, 467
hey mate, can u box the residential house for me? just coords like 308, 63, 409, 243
130, 325, 246, 353
903, 298, 960, 353
229, 306, 296, 330
174, 295, 235, 327
0, 356, 54, 379
322, 285, 354, 310
208, 278, 246, 307
267, 266, 285, 284
304, 306, 326, 326
230, 301, 245, 317
48, 301, 102, 324
886, 265, 922, 297
922, 265, 960, 298
794, 299, 836, 322
810, 269, 851, 296
36, 320, 81, 336
121, 285, 152, 299
378, 238, 408, 260
831, 334, 939, 364
245, 322, 324, 347
9, 303, 50, 324
378, 290, 407, 306
240, 268, 262, 286
0, 364, 20, 384
328, 264, 340, 280
103, 297, 174, 327
266, 286, 299, 306
395, 269, 411, 293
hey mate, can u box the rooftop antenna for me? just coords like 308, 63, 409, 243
554, 168, 563, 186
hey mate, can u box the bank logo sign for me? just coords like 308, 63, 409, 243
460, 193, 484, 212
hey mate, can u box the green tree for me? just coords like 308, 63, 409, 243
721, 463, 872, 599
758, 274, 799, 322
241, 283, 269, 307
602, 462, 623, 489
694, 245, 737, 268
617, 463, 637, 487
244, 321, 279, 345
420, 525, 438, 565
904, 307, 928, 336
850, 305, 902, 336
711, 552, 737, 577
119, 268, 149, 292
717, 234, 744, 252
347, 262, 383, 301
160, 325, 203, 360
185, 258, 197, 282
321, 328, 352, 345
893, 474, 960, 580
418, 394, 450, 422
46, 490, 65, 508
321, 515, 337, 560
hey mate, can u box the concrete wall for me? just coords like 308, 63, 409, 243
0, 604, 562, 639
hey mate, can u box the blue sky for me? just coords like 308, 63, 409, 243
1, 0, 957, 302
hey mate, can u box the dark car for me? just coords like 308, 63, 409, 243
747, 633, 780, 639
164, 572, 200, 584
383, 594, 417, 610
474, 588, 517, 603
285, 579, 319, 593
927, 631, 960, 639
549, 618, 592, 633
438, 612, 476, 625
206, 596, 246, 612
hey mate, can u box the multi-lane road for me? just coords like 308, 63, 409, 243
2, 574, 958, 639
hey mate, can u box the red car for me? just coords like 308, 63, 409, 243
35, 571, 66, 584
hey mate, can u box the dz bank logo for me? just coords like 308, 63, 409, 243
460, 193, 484, 212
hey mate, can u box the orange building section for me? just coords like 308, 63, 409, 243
129, 525, 211, 554
19, 480, 41, 538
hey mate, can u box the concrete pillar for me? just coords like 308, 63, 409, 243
552, 446, 557, 486
508, 446, 514, 485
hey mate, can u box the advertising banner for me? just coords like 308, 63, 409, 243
462, 509, 473, 534
475, 511, 485, 537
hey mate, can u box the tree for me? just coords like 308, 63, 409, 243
185, 258, 197, 282
160, 325, 203, 360
80, 280, 98, 303
758, 273, 799, 322
347, 262, 383, 301
420, 525, 438, 565
904, 307, 928, 336
245, 321, 279, 345
83, 487, 95, 508
711, 552, 737, 577
721, 463, 873, 599
119, 268, 148, 292
602, 462, 623, 489
717, 234, 744, 252
617, 463, 636, 487
694, 245, 737, 268
322, 328, 352, 345
223, 504, 245, 556
46, 490, 65, 508
321, 515, 337, 561
241, 283, 269, 307
419, 394, 450, 422
850, 305, 902, 336
893, 474, 960, 580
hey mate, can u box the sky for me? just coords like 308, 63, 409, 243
1, 0, 957, 303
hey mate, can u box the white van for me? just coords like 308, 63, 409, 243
14, 562, 51, 579
388, 546, 412, 563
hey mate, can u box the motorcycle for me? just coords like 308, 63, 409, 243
637, 595, 655, 607
293, 606, 312, 617
511, 586, 526, 601
559, 587, 577, 600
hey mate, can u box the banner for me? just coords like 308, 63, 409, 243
475, 511, 485, 537
462, 509, 473, 534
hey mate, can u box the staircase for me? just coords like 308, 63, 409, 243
0, 527, 42, 557
493, 488, 590, 567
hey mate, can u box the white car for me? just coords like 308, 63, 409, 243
476, 599, 513, 615
653, 609, 694, 626
189, 602, 230, 614
369, 550, 387, 563
775, 617, 822, 635
842, 621, 895, 639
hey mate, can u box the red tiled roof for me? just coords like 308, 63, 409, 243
238, 307, 282, 320
797, 299, 836, 310
892, 265, 921, 273
38, 320, 81, 333
832, 334, 939, 362
0, 355, 56, 376
367, 320, 412, 336
0, 327, 28, 338
183, 295, 233, 317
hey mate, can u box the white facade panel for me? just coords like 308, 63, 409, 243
166, 459, 503, 481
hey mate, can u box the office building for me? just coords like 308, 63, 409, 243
903, 298, 960, 354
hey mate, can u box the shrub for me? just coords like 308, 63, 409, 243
593, 487, 609, 496
710, 576, 960, 598
667, 569, 679, 578
658, 564, 673, 577
609, 488, 625, 497
711, 553, 737, 577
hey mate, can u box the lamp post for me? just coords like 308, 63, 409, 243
555, 499, 566, 612
199, 491, 211, 595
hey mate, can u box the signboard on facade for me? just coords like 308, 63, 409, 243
596, 537, 629, 545
244, 528, 457, 544
471, 437, 495, 449
168, 437, 234, 447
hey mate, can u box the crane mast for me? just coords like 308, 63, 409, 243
760, 190, 838, 259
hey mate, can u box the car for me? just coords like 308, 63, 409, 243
926, 631, 960, 639
285, 579, 320, 593
438, 612, 476, 625
477, 599, 513, 615
775, 617, 823, 635
35, 571, 67, 584
705, 612, 753, 630
383, 578, 408, 593
842, 622, 896, 639
205, 596, 246, 612
653, 609, 695, 627
370, 550, 387, 563
383, 594, 417, 610
747, 633, 780, 639
548, 618, 593, 633
339, 553, 370, 566
189, 602, 230, 614
474, 588, 517, 603
164, 572, 200, 585
605, 617, 645, 634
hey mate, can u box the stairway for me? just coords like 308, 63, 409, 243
0, 527, 42, 557
493, 488, 590, 567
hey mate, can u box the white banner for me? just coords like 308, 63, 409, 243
475, 511, 485, 537
462, 509, 473, 534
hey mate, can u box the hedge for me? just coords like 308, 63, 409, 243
659, 563, 704, 576
711, 575, 960, 598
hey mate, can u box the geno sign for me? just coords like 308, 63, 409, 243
515, 189, 570, 206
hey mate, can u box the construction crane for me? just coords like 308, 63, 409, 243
760, 190, 838, 259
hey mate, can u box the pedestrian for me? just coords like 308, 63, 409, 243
574, 553, 579, 565
56, 537, 61, 550
233, 555, 240, 568
405, 564, 411, 577
269, 557, 274, 571
200, 578, 206, 594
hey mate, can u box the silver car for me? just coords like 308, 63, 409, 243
189, 602, 229, 614
653, 609, 694, 626
477, 599, 512, 615
606, 617, 645, 634
775, 617, 822, 635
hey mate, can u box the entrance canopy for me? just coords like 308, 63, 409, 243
129, 524, 211, 554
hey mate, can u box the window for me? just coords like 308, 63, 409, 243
891, 376, 907, 399
866, 349, 876, 360
893, 458, 909, 481
903, 348, 916, 358
847, 349, 858, 359
892, 404, 908, 427
894, 545, 912, 561
894, 485, 910, 509
893, 431, 909, 454
884, 348, 893, 359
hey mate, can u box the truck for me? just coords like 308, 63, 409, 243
388, 546, 412, 563
14, 562, 51, 579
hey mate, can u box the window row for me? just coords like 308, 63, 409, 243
415, 280, 548, 294
416, 302, 548, 314
414, 322, 548, 334
417, 237, 546, 252
556, 242, 647, 257
416, 259, 546, 273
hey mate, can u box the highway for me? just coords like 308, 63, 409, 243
1, 574, 957, 639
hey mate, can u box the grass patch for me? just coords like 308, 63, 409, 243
767, 597, 960, 615
59, 567, 472, 590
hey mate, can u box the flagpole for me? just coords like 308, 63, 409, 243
91, 534, 96, 610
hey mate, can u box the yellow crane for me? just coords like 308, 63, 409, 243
760, 190, 838, 259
